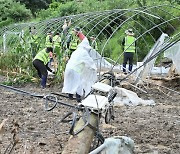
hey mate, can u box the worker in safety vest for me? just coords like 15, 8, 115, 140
45, 32, 53, 48
90, 35, 98, 51
67, 27, 85, 57
66, 30, 79, 56
61, 18, 71, 48
53, 32, 62, 72
29, 26, 40, 57
53, 32, 61, 54
33, 47, 54, 88
122, 29, 136, 74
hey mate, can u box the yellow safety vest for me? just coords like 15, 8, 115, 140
53, 35, 61, 47
124, 36, 136, 52
70, 34, 79, 50
45, 35, 53, 48
34, 49, 50, 65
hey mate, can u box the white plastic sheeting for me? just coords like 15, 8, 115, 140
62, 38, 97, 96
80, 94, 108, 110
89, 49, 112, 70
80, 86, 155, 110
92, 82, 112, 93
89, 136, 134, 154
89, 49, 121, 72
136, 62, 169, 75
113, 87, 155, 106
164, 41, 180, 74
135, 33, 169, 82
150, 66, 170, 75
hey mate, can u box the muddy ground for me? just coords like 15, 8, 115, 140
0, 75, 179, 154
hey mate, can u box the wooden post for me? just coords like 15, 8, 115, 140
62, 113, 98, 154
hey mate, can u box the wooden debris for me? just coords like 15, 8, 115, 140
0, 118, 8, 134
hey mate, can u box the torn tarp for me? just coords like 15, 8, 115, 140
164, 41, 180, 74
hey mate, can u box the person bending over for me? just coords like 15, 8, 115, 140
33, 47, 54, 88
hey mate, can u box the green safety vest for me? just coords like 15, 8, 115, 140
34, 49, 50, 65
45, 35, 53, 48
124, 36, 136, 52
53, 35, 61, 47
69, 33, 79, 50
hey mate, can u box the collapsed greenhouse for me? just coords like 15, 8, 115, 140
0, 4, 180, 154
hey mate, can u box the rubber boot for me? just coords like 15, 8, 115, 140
123, 63, 127, 74
76, 93, 81, 103
68, 94, 73, 100
129, 64, 133, 72
41, 75, 47, 89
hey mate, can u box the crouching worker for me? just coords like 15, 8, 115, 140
62, 37, 97, 102
33, 47, 54, 88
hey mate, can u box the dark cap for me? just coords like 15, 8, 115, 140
46, 47, 53, 53
125, 28, 134, 35
47, 31, 52, 35
74, 27, 80, 32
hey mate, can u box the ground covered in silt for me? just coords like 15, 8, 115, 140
0, 75, 179, 154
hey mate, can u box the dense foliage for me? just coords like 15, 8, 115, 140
0, 0, 32, 28
15, 0, 52, 16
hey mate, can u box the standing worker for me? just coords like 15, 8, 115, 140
90, 35, 98, 51
53, 32, 63, 75
45, 31, 53, 66
33, 47, 54, 89
53, 32, 61, 54
67, 27, 85, 57
122, 29, 136, 74
61, 18, 71, 48
29, 26, 40, 57
45, 32, 53, 48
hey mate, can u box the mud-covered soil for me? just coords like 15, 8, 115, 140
0, 75, 180, 154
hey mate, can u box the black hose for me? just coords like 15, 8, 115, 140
0, 84, 44, 98
0, 83, 80, 110
44, 95, 58, 111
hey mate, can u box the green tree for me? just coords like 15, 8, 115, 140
37, 1, 78, 19
0, 0, 32, 28
16, 0, 51, 16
